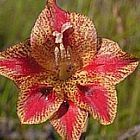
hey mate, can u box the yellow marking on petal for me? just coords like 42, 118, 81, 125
69, 12, 97, 66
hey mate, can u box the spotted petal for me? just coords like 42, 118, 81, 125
17, 81, 63, 124
30, 0, 97, 70
31, 0, 69, 47
50, 101, 88, 140
68, 12, 97, 67
76, 81, 117, 125
66, 71, 117, 125
84, 38, 139, 85
30, 0, 69, 70
0, 40, 45, 83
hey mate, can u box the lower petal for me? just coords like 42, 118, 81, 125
50, 101, 88, 140
17, 83, 63, 124
67, 76, 117, 125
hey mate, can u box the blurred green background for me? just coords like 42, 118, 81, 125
0, 0, 140, 140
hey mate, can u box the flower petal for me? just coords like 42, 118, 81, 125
30, 0, 97, 70
75, 81, 117, 125
84, 38, 139, 84
17, 82, 63, 124
66, 72, 117, 125
50, 101, 88, 140
31, 0, 69, 47
68, 12, 97, 66
0, 40, 45, 83
30, 0, 69, 70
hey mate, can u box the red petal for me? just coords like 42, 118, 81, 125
30, 1, 97, 71
30, 1, 69, 70
31, 0, 69, 47
67, 76, 117, 125
50, 101, 88, 140
84, 38, 139, 84
0, 40, 45, 83
17, 82, 63, 124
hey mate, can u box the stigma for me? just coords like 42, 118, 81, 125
53, 22, 74, 81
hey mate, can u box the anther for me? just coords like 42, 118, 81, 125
60, 43, 66, 59
61, 22, 73, 33
53, 31, 63, 44
66, 46, 72, 60
53, 22, 73, 66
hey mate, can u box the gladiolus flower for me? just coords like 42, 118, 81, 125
0, 0, 139, 139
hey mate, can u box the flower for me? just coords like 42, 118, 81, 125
0, 0, 139, 139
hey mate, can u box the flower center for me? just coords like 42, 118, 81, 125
53, 22, 74, 81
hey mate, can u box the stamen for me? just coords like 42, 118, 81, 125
54, 46, 60, 65
61, 22, 73, 33
60, 43, 66, 59
53, 31, 63, 44
66, 46, 72, 60
53, 22, 73, 67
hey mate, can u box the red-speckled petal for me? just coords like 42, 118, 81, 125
66, 72, 117, 125
50, 101, 88, 140
84, 38, 139, 84
67, 13, 97, 66
0, 40, 45, 83
30, 0, 69, 70
31, 0, 69, 47
75, 81, 117, 125
17, 82, 63, 124
30, 0, 97, 71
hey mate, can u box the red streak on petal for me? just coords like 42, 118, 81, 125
52, 3, 69, 32
53, 101, 78, 138
77, 84, 110, 122
63, 102, 76, 138
0, 57, 44, 76
53, 101, 69, 119
89, 87, 110, 122
63, 28, 74, 46
85, 55, 137, 77
23, 85, 55, 121
51, 100, 88, 139
60, 101, 76, 138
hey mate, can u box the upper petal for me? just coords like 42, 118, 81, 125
68, 12, 97, 67
84, 38, 139, 85
30, 0, 69, 70
50, 101, 88, 140
30, 0, 97, 71
0, 40, 45, 84
31, 0, 69, 47
17, 80, 63, 124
